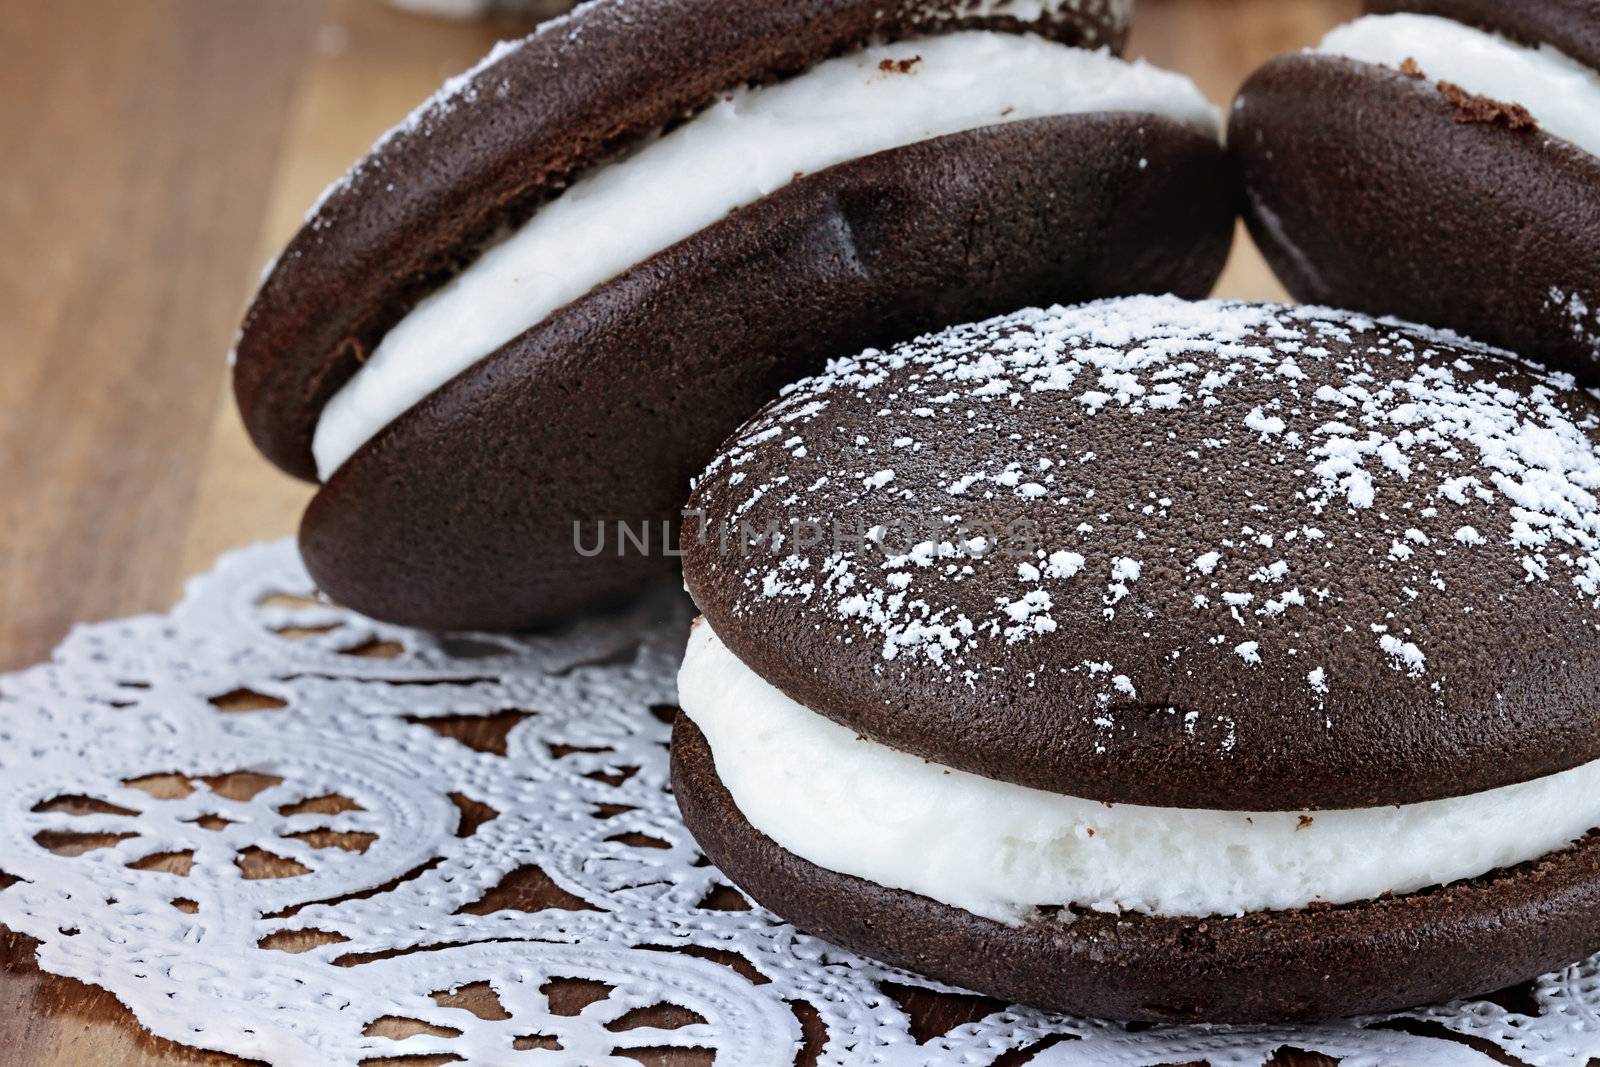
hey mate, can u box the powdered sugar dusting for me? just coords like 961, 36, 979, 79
690, 296, 1600, 713
1551, 285, 1600, 358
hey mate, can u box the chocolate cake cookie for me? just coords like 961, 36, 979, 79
1231, 1, 1600, 384
233, 0, 1236, 630
673, 296, 1600, 1021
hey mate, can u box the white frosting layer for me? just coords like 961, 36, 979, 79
679, 622, 1600, 923
311, 32, 1218, 478
1319, 14, 1600, 160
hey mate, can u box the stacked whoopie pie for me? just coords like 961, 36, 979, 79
231, 0, 1600, 1026
1232, 0, 1600, 376
233, 0, 1236, 631
675, 295, 1600, 1022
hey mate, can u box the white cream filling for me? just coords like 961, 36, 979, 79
311, 31, 1218, 479
679, 622, 1600, 923
1319, 14, 1600, 160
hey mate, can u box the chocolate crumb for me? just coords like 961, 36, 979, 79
877, 55, 922, 74
1398, 57, 1424, 79
1436, 80, 1537, 130
1296, 815, 1314, 831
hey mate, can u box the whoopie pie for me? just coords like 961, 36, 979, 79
1231, 0, 1600, 381
674, 295, 1600, 1022
232, 0, 1237, 631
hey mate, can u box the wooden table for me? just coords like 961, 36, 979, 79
0, 1, 1356, 1062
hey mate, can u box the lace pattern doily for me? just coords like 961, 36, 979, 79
3, 540, 1599, 1066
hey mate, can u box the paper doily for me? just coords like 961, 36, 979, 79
3, 540, 1599, 1066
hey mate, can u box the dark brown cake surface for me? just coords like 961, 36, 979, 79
682, 297, 1600, 810
672, 713, 1600, 1024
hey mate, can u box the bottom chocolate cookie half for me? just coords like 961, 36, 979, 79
672, 716, 1600, 1023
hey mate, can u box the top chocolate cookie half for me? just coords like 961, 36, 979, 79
234, 0, 1132, 481
683, 296, 1600, 811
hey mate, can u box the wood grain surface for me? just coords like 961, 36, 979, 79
0, 1, 1357, 1063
